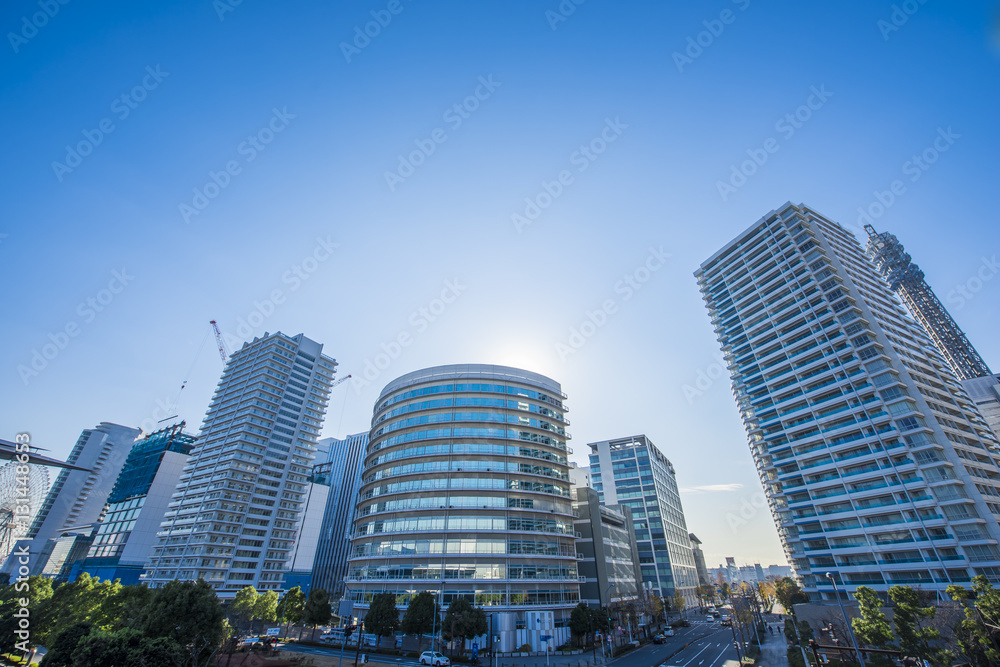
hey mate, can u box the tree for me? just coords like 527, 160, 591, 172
948, 575, 1000, 666
367, 592, 401, 649
888, 585, 950, 665
69, 627, 185, 667
0, 575, 53, 655
303, 588, 332, 641
721, 582, 731, 603
442, 598, 487, 658
773, 577, 807, 611
570, 603, 591, 647
38, 622, 94, 667
402, 591, 438, 652
851, 585, 894, 658
231, 585, 260, 633
33, 573, 118, 647
254, 589, 280, 634
97, 583, 152, 632
138, 578, 226, 665
280, 586, 307, 635
671, 592, 686, 619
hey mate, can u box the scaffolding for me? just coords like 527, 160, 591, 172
864, 225, 992, 380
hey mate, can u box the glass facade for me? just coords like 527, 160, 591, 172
588, 435, 699, 607
345, 364, 579, 651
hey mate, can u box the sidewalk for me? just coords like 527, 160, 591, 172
755, 623, 790, 667
497, 651, 607, 667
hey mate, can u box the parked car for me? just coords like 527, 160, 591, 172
653, 634, 666, 644
420, 652, 450, 666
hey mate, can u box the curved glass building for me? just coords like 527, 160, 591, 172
345, 364, 579, 651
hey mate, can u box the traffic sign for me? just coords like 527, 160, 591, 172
266, 628, 280, 636
541, 635, 552, 641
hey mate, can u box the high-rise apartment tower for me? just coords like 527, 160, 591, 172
696, 202, 1000, 599
143, 332, 336, 596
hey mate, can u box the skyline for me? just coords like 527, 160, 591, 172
3, 1, 999, 569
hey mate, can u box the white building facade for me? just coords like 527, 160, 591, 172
143, 332, 336, 596
696, 202, 1000, 599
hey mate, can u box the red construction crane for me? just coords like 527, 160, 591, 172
210, 320, 228, 363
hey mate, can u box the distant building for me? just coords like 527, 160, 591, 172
309, 432, 369, 597
765, 564, 793, 579
2, 422, 139, 577
74, 422, 197, 585
588, 435, 700, 607
283, 439, 334, 594
574, 486, 643, 609
689, 533, 710, 587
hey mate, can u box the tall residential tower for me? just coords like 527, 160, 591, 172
696, 202, 1000, 599
143, 332, 336, 596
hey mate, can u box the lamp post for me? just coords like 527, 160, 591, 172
604, 584, 616, 655
826, 572, 865, 667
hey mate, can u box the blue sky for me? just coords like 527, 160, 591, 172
2, 0, 999, 567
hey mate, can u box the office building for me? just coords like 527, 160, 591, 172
311, 432, 369, 597
143, 332, 337, 596
574, 486, 643, 609
283, 446, 333, 594
345, 364, 579, 652
696, 202, 1000, 598
588, 435, 700, 607
689, 533, 710, 587
1, 422, 139, 577
864, 225, 992, 381
73, 422, 197, 585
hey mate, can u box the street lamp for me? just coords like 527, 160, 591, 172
825, 572, 866, 667
535, 618, 549, 667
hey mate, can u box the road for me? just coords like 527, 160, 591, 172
606, 620, 738, 667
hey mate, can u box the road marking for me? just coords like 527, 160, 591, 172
683, 641, 715, 666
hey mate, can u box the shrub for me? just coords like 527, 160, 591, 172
518, 643, 533, 653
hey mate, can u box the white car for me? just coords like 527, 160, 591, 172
420, 652, 450, 666
706, 615, 715, 622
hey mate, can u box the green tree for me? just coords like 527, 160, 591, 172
442, 598, 487, 658
402, 591, 438, 652
0, 575, 54, 655
138, 578, 226, 665
231, 585, 260, 633
97, 583, 152, 632
38, 622, 94, 667
720, 582, 731, 603
367, 592, 401, 649
34, 573, 118, 647
279, 586, 307, 635
70, 627, 185, 667
948, 575, 1000, 667
851, 586, 894, 656
569, 603, 591, 646
254, 589, 280, 634
303, 588, 332, 641
888, 585, 950, 665
773, 577, 808, 611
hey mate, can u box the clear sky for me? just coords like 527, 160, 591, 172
3, 0, 999, 568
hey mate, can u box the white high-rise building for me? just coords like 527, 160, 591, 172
696, 202, 1000, 599
1, 422, 139, 577
143, 332, 337, 596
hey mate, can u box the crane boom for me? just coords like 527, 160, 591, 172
331, 374, 351, 388
209, 320, 228, 363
